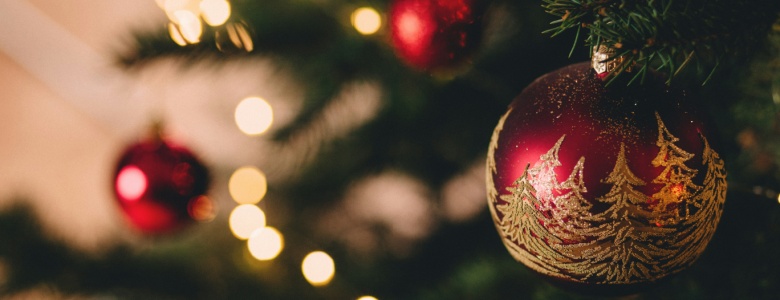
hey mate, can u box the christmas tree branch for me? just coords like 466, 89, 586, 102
542, 0, 780, 85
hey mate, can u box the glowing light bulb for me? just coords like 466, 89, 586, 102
302, 251, 335, 286
357, 296, 378, 300
248, 227, 284, 261
351, 7, 382, 35
200, 0, 231, 26
116, 166, 147, 201
174, 10, 203, 43
228, 166, 267, 204
229, 204, 266, 240
235, 97, 273, 135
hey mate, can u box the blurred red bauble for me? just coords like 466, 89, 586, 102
113, 135, 211, 235
486, 62, 727, 295
389, 0, 485, 72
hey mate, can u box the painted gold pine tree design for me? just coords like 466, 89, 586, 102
661, 134, 727, 271
486, 109, 511, 223
651, 112, 701, 223
498, 165, 567, 274
493, 113, 725, 284
580, 144, 675, 283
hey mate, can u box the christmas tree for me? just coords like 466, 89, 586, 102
0, 0, 779, 299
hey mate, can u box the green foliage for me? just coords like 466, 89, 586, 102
543, 0, 780, 85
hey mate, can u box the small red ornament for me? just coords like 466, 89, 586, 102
486, 62, 726, 295
388, 0, 485, 72
113, 133, 211, 235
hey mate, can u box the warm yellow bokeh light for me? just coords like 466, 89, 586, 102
200, 0, 231, 26
248, 227, 284, 261
302, 251, 335, 286
229, 166, 268, 204
777, 193, 780, 204
357, 296, 378, 300
174, 10, 203, 43
235, 97, 273, 135
351, 7, 382, 35
229, 204, 266, 240
168, 23, 188, 46
164, 0, 201, 23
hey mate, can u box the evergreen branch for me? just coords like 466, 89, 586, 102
543, 0, 780, 84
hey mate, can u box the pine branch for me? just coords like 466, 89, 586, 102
543, 0, 780, 85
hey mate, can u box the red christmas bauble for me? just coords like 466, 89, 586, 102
388, 0, 485, 72
486, 62, 727, 295
113, 136, 211, 235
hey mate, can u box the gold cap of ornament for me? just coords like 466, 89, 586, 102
591, 45, 632, 76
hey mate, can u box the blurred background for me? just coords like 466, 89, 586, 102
0, 0, 779, 299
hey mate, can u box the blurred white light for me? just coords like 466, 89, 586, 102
248, 227, 284, 261
302, 251, 335, 286
200, 0, 231, 26
168, 23, 189, 46
164, 0, 201, 23
229, 204, 266, 240
229, 166, 268, 204
174, 10, 203, 43
235, 97, 274, 135
351, 7, 382, 35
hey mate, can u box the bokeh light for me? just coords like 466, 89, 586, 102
302, 251, 335, 286
174, 10, 203, 43
164, 0, 201, 24
168, 23, 189, 46
229, 204, 266, 240
248, 226, 284, 261
188, 195, 216, 222
228, 166, 267, 204
235, 97, 273, 135
351, 7, 382, 35
200, 0, 231, 26
116, 166, 147, 201
357, 296, 378, 300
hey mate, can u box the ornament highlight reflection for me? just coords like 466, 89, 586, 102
351, 7, 382, 35
248, 226, 284, 261
229, 166, 267, 204
229, 204, 266, 240
302, 251, 335, 286
235, 97, 274, 135
116, 165, 147, 202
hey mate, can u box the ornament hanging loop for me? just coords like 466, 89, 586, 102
591, 45, 633, 78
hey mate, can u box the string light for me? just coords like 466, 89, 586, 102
200, 0, 231, 26
229, 166, 267, 204
301, 251, 335, 286
174, 10, 203, 43
229, 204, 266, 240
168, 23, 188, 46
248, 227, 284, 261
351, 7, 382, 35
235, 97, 274, 136
187, 195, 216, 222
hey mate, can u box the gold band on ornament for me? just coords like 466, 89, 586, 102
591, 45, 632, 75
